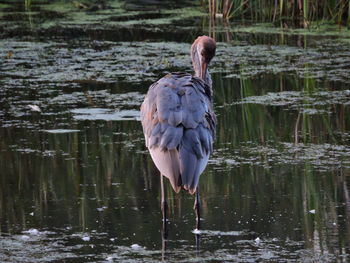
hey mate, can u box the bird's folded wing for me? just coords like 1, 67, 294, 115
140, 73, 216, 193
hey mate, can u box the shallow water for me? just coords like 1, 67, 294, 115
1, 0, 350, 262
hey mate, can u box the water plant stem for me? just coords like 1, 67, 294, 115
206, 0, 350, 27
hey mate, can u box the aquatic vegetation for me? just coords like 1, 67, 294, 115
212, 141, 350, 171
2, 38, 350, 93
205, 0, 350, 27
71, 108, 140, 121
232, 89, 350, 114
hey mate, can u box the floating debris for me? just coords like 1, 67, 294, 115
130, 244, 142, 250
27, 105, 42, 112
20, 235, 30, 240
44, 129, 80, 134
82, 236, 91, 242
193, 229, 245, 236
23, 229, 40, 235
97, 206, 108, 212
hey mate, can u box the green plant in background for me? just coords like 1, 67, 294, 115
24, 0, 32, 10
24, 0, 34, 29
206, 0, 350, 27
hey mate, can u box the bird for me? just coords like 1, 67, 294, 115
140, 36, 216, 232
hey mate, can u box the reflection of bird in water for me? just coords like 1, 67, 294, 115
140, 36, 216, 234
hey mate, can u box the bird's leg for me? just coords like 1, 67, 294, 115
160, 174, 168, 238
161, 230, 167, 261
193, 187, 201, 230
194, 188, 201, 250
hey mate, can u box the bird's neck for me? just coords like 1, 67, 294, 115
199, 70, 213, 100
204, 69, 212, 88
194, 68, 212, 86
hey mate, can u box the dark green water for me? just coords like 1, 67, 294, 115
1, 0, 350, 262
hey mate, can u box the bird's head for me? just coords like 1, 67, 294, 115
191, 36, 216, 83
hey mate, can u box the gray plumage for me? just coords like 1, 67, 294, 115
140, 36, 216, 195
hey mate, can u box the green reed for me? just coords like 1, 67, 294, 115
206, 0, 350, 27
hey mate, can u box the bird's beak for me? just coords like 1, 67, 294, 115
199, 59, 208, 80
